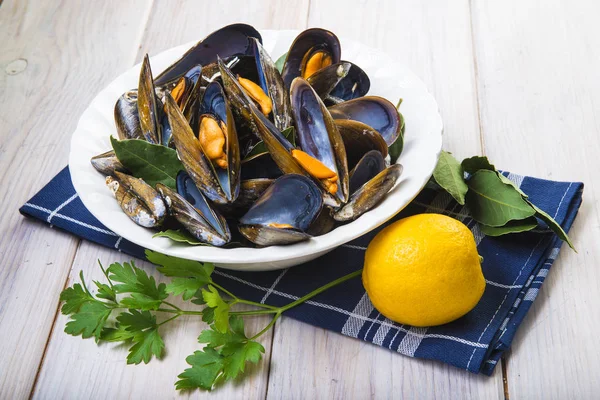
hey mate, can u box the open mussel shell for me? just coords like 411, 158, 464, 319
306, 62, 351, 100
157, 182, 230, 247
328, 61, 370, 103
281, 28, 341, 89
334, 164, 403, 222
218, 178, 275, 218
219, 59, 308, 176
239, 174, 323, 246
335, 120, 388, 170
349, 150, 386, 193
106, 171, 166, 228
91, 150, 127, 176
138, 55, 163, 144
251, 38, 292, 130
241, 153, 282, 180
115, 90, 143, 140
328, 96, 400, 146
167, 80, 240, 204
154, 24, 262, 87
290, 77, 349, 204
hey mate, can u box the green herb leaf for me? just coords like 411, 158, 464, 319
153, 229, 207, 246
110, 137, 183, 189
245, 126, 295, 159
433, 151, 468, 205
64, 301, 112, 340
527, 201, 575, 250
60, 283, 94, 315
480, 217, 539, 236
202, 286, 230, 333
176, 348, 225, 391
466, 170, 536, 226
127, 328, 165, 364
275, 52, 288, 73
221, 340, 264, 380
146, 250, 215, 280
388, 100, 405, 163
201, 307, 215, 324
461, 156, 496, 174
100, 325, 135, 342
94, 281, 117, 303
167, 277, 211, 301
498, 173, 529, 198
117, 309, 157, 332
107, 261, 168, 310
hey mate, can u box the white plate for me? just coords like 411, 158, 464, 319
69, 29, 442, 271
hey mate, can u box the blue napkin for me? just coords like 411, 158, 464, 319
20, 166, 583, 375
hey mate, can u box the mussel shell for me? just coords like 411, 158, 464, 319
239, 174, 323, 246
306, 62, 351, 100
166, 92, 229, 204
290, 77, 349, 204
154, 24, 262, 87
238, 226, 310, 247
157, 183, 230, 246
91, 150, 127, 176
241, 153, 282, 180
306, 207, 337, 236
138, 55, 162, 144
108, 171, 166, 228
251, 38, 292, 130
329, 61, 370, 102
198, 81, 241, 202
349, 150, 386, 194
176, 171, 229, 238
328, 96, 400, 146
217, 178, 275, 218
334, 164, 403, 222
335, 119, 388, 170
115, 91, 143, 140
281, 28, 341, 89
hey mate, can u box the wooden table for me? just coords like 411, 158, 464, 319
1, 0, 598, 398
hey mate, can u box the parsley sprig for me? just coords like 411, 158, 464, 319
59, 250, 361, 391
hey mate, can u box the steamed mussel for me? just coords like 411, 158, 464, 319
93, 25, 405, 248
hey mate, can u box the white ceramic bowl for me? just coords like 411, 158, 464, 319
69, 29, 442, 271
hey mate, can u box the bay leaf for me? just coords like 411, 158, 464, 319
152, 229, 208, 246
498, 173, 529, 198
480, 217, 538, 237
111, 137, 183, 189
461, 156, 496, 174
527, 201, 575, 250
432, 150, 468, 205
245, 126, 295, 159
466, 169, 536, 226
275, 52, 287, 73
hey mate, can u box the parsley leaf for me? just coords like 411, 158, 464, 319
100, 324, 135, 342
176, 348, 224, 391
107, 261, 168, 310
117, 309, 156, 332
167, 277, 210, 301
202, 286, 230, 333
94, 281, 117, 303
64, 301, 112, 340
221, 340, 265, 380
60, 283, 94, 315
127, 328, 165, 364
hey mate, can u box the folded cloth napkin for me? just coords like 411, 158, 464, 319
20, 166, 583, 375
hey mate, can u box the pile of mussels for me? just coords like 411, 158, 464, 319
91, 24, 405, 247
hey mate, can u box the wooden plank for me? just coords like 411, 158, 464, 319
33, 1, 311, 398
266, 1, 503, 398
470, 0, 600, 398
0, 1, 153, 398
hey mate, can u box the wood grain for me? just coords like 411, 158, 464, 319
266, 1, 502, 399
471, 0, 600, 398
0, 0, 152, 398
31, 0, 311, 398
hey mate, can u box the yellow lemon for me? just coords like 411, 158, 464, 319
363, 213, 485, 327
